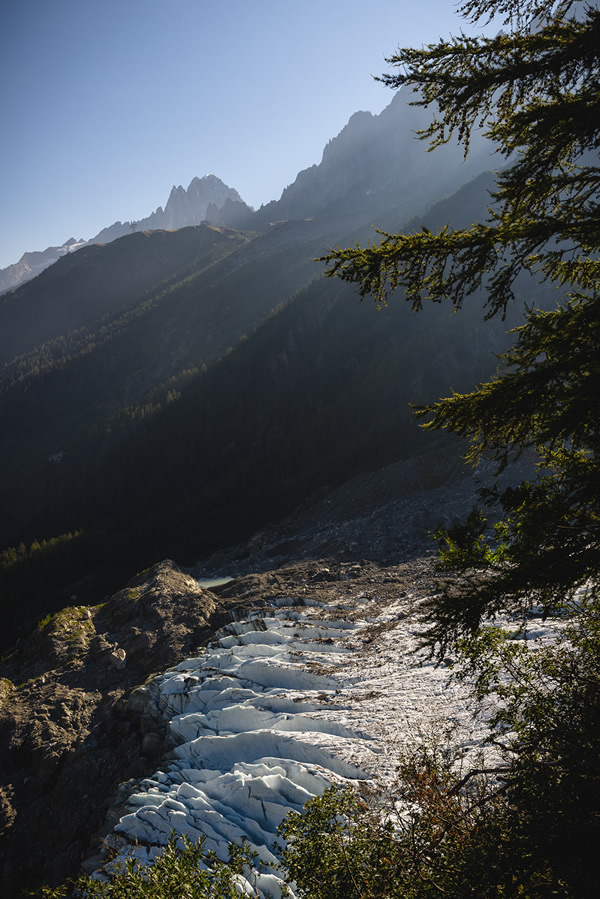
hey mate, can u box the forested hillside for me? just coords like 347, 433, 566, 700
0, 171, 548, 648
0, 227, 251, 365
0, 90, 527, 649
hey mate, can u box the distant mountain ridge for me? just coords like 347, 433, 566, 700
0, 225, 254, 367
0, 175, 251, 294
91, 174, 252, 245
0, 237, 87, 295
0, 89, 495, 294
253, 90, 493, 229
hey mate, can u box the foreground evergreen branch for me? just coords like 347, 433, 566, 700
317, 1, 600, 894
325, 0, 600, 639
421, 291, 600, 645
322, 2, 600, 317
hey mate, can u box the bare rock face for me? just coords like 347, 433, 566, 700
0, 560, 219, 896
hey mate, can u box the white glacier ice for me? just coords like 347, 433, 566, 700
103, 589, 543, 895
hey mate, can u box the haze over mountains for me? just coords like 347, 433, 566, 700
0, 90, 493, 294
0, 87, 543, 648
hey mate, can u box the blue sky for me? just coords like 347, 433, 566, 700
0, 0, 500, 269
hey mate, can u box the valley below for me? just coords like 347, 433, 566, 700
0, 450, 495, 896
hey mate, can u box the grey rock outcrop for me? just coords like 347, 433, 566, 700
0, 560, 219, 896
88, 175, 250, 244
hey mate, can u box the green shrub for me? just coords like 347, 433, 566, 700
38, 834, 264, 898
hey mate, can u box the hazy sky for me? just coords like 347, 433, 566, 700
0, 0, 500, 269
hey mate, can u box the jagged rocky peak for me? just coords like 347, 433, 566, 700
162, 174, 246, 229
70, 175, 252, 260
320, 109, 375, 161
256, 87, 493, 226
189, 173, 243, 205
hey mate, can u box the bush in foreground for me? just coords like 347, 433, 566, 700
37, 834, 262, 898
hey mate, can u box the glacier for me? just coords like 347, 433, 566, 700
97, 583, 559, 895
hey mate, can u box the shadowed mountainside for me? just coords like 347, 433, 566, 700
0, 169, 553, 650
0, 91, 533, 649
0, 225, 253, 366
